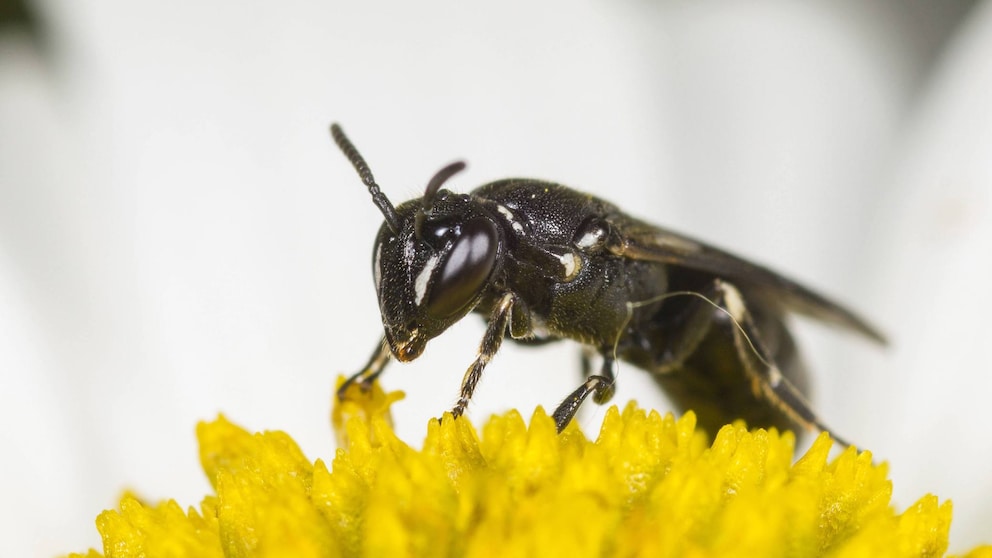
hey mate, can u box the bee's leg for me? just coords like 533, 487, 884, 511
337, 335, 391, 398
716, 280, 846, 443
655, 279, 846, 445
552, 351, 616, 432
451, 292, 514, 419
592, 353, 617, 405
579, 346, 594, 378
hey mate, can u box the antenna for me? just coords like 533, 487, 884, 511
421, 161, 467, 213
330, 123, 401, 233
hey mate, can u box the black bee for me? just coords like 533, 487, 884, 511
331, 124, 884, 442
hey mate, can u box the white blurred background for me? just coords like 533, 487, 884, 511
1, 0, 990, 555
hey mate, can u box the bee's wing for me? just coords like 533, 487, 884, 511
610, 216, 886, 345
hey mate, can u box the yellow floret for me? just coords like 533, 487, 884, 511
68, 378, 985, 557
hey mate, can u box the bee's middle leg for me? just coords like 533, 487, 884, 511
551, 349, 616, 432
451, 292, 515, 419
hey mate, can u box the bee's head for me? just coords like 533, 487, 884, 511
332, 124, 502, 362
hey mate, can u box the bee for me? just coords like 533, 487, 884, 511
330, 124, 884, 442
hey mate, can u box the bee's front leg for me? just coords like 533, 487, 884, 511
337, 335, 391, 398
451, 292, 515, 419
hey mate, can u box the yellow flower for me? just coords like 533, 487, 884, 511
69, 379, 991, 558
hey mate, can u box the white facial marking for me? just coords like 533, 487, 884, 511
414, 254, 441, 306
373, 244, 383, 293
403, 237, 416, 265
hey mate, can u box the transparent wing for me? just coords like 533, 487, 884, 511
609, 214, 886, 345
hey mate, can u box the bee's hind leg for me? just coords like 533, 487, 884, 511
651, 279, 849, 446
714, 280, 847, 444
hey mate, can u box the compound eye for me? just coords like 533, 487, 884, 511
425, 218, 499, 318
